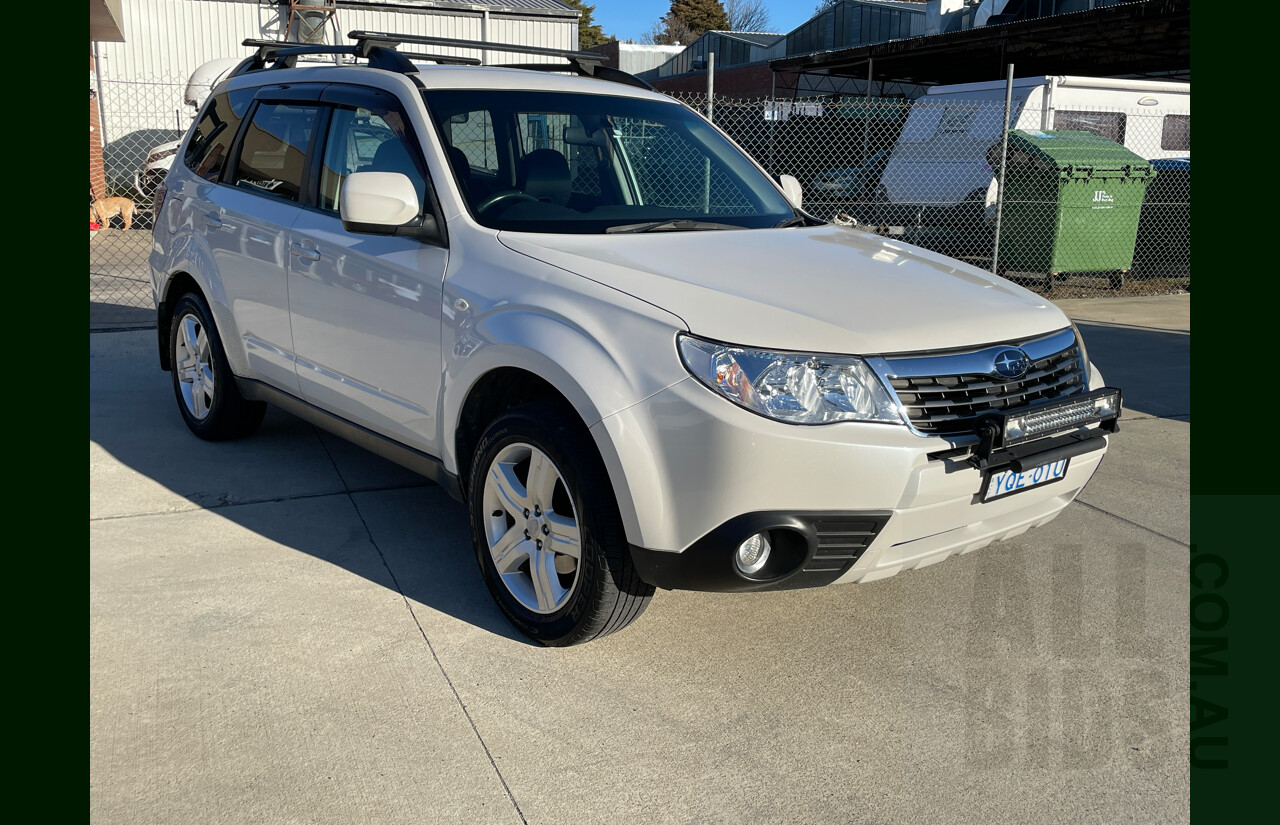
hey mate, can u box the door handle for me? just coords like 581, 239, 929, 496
289, 243, 320, 262
201, 212, 222, 229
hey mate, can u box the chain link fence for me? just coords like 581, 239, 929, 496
90, 79, 1189, 331
672, 91, 1190, 297
91, 76, 191, 329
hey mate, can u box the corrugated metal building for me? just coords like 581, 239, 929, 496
95, 0, 578, 83
638, 1, 928, 97
90, 0, 578, 177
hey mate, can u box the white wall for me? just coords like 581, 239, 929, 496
96, 0, 576, 81
91, 0, 576, 181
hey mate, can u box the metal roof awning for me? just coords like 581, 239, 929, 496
90, 0, 126, 42
770, 0, 1190, 87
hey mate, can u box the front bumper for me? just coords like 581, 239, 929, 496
595, 373, 1113, 592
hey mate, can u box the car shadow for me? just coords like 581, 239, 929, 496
1075, 322, 1189, 420
90, 332, 531, 644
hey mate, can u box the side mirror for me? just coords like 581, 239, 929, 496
340, 172, 419, 230
778, 174, 803, 209
340, 172, 443, 245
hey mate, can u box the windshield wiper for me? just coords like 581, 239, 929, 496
605, 220, 745, 234
774, 216, 807, 228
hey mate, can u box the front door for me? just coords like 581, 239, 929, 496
287, 88, 448, 453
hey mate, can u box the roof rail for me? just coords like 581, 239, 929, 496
226, 33, 651, 91
348, 31, 653, 90
492, 62, 654, 91
349, 31, 606, 63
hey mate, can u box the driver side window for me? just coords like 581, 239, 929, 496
318, 106, 428, 215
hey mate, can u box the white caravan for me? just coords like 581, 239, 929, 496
877, 76, 1190, 215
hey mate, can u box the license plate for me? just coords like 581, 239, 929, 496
983, 459, 1069, 502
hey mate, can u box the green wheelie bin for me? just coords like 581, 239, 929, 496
992, 130, 1156, 289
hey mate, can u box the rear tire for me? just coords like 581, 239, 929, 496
169, 292, 265, 441
467, 402, 653, 646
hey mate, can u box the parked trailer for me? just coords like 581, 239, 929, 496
873, 76, 1190, 236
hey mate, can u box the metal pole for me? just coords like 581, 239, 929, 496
769, 71, 777, 174
706, 52, 715, 122
991, 63, 1014, 276
481, 10, 489, 65
93, 41, 108, 147
863, 58, 873, 160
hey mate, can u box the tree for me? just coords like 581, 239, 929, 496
670, 0, 729, 36
560, 0, 610, 50
643, 0, 732, 46
726, 0, 772, 32
643, 13, 697, 46
812, 0, 839, 15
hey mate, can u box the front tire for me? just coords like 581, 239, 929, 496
468, 403, 653, 646
169, 292, 265, 441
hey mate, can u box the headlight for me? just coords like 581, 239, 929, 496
147, 147, 178, 164
677, 334, 904, 425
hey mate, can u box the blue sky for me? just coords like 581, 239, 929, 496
592, 1, 820, 43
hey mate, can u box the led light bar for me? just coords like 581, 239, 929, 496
999, 388, 1121, 447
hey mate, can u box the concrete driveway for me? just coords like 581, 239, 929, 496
90, 295, 1189, 824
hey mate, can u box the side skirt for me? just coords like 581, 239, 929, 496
236, 377, 464, 501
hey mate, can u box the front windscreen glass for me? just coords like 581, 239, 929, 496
422, 89, 796, 233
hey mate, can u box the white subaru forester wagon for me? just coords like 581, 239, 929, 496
150, 34, 1121, 646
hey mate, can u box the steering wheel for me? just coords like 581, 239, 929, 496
475, 190, 538, 216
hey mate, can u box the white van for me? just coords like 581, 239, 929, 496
877, 76, 1190, 218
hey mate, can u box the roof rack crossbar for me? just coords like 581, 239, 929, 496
233, 38, 417, 76
227, 33, 651, 91
349, 30, 607, 64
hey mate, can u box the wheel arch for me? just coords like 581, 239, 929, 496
448, 358, 649, 549
154, 234, 246, 377
157, 271, 204, 371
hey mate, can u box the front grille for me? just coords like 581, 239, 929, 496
887, 339, 1086, 436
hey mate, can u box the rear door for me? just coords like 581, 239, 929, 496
204, 84, 326, 393
286, 84, 448, 452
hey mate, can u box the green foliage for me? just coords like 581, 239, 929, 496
561, 0, 610, 49
670, 0, 730, 37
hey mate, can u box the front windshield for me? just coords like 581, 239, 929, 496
422, 89, 796, 233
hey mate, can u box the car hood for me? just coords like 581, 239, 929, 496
497, 224, 1066, 355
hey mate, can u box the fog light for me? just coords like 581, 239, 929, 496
735, 533, 771, 575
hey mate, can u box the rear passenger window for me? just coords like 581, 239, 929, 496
1054, 110, 1127, 145
183, 89, 253, 182
1161, 115, 1190, 151
232, 102, 322, 203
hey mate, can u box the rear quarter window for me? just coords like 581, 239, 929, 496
183, 89, 254, 182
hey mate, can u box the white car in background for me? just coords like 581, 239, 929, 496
134, 140, 181, 199
135, 58, 243, 202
